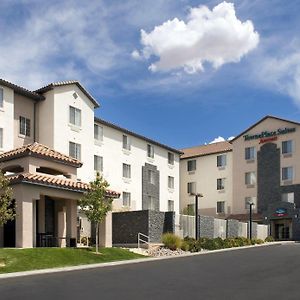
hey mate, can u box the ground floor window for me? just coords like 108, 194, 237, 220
282, 192, 294, 203
122, 192, 131, 207
216, 201, 225, 213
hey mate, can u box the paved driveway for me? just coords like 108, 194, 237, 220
1, 244, 300, 300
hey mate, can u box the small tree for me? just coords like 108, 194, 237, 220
79, 173, 113, 253
0, 171, 14, 226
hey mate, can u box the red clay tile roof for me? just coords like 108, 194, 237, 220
180, 141, 232, 159
7, 172, 120, 197
0, 142, 82, 167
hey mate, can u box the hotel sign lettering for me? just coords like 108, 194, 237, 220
243, 127, 296, 143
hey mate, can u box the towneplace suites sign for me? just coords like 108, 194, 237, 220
243, 127, 296, 144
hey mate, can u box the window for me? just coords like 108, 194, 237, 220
0, 128, 3, 148
148, 169, 155, 184
187, 182, 196, 194
146, 196, 156, 210
217, 178, 225, 190
94, 124, 103, 141
94, 155, 103, 172
245, 172, 256, 185
282, 140, 293, 154
168, 152, 174, 165
19, 116, 30, 137
122, 192, 131, 206
122, 135, 131, 151
282, 192, 294, 203
123, 163, 131, 178
168, 200, 174, 212
147, 144, 154, 158
168, 176, 174, 189
217, 201, 225, 214
282, 167, 293, 181
69, 142, 81, 160
245, 197, 256, 209
217, 154, 226, 167
187, 160, 196, 172
69, 106, 81, 127
0, 88, 3, 108
245, 147, 255, 160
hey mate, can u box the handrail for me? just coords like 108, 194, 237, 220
137, 232, 150, 249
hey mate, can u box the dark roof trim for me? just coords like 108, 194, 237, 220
0, 79, 45, 101
95, 117, 183, 155
180, 149, 233, 160
35, 81, 99, 108
230, 115, 300, 143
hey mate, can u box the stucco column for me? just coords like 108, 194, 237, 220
66, 199, 77, 246
99, 212, 112, 247
15, 197, 33, 248
57, 207, 66, 247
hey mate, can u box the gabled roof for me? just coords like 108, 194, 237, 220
7, 172, 120, 197
230, 115, 300, 143
35, 80, 100, 108
180, 141, 232, 159
0, 79, 45, 101
95, 117, 183, 155
0, 142, 82, 167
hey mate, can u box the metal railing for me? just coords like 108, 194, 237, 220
137, 232, 150, 249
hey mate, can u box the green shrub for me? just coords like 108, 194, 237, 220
180, 241, 190, 251
162, 233, 181, 250
183, 237, 198, 252
265, 236, 275, 242
251, 238, 264, 245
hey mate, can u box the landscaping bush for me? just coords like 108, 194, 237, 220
265, 236, 275, 242
180, 240, 190, 251
162, 233, 181, 250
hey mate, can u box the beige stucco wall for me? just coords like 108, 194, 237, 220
232, 117, 300, 214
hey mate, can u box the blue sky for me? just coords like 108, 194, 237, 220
1, 0, 300, 149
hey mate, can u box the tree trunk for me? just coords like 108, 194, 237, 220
95, 222, 99, 253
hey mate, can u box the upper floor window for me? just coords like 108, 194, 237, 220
146, 196, 156, 210
94, 124, 103, 142
122, 192, 131, 207
217, 178, 225, 190
245, 147, 255, 160
168, 176, 174, 189
168, 200, 174, 212
282, 166, 293, 181
0, 128, 3, 148
187, 160, 196, 172
148, 169, 155, 184
94, 155, 103, 172
216, 201, 225, 214
19, 116, 30, 137
69, 106, 81, 127
123, 163, 131, 179
217, 154, 227, 167
282, 192, 294, 203
0, 88, 3, 108
69, 142, 81, 160
168, 152, 175, 165
282, 140, 293, 155
245, 172, 256, 185
123, 135, 131, 151
187, 182, 196, 194
147, 144, 154, 158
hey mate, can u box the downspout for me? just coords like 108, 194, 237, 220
33, 102, 37, 142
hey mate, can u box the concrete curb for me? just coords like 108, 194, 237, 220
0, 241, 295, 279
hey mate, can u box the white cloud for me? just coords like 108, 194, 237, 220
135, 1, 259, 73
227, 136, 235, 141
209, 136, 226, 144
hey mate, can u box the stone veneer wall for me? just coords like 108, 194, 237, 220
199, 215, 214, 238
226, 219, 239, 238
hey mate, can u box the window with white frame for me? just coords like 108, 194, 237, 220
148, 169, 155, 184
0, 128, 3, 148
217, 178, 225, 190
245, 172, 256, 185
69, 106, 81, 127
245, 197, 256, 209
168, 152, 174, 165
168, 200, 174, 212
94, 124, 103, 141
168, 176, 174, 189
282, 140, 293, 154
216, 201, 225, 213
0, 88, 3, 108
187, 160, 196, 172
94, 155, 103, 172
123, 163, 131, 178
217, 154, 227, 167
19, 116, 30, 137
282, 192, 294, 203
282, 166, 293, 181
147, 144, 154, 158
122, 192, 131, 206
187, 182, 196, 194
69, 142, 81, 160
245, 147, 255, 160
122, 134, 131, 151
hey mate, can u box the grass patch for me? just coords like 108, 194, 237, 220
0, 247, 145, 274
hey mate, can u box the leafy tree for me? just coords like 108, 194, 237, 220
79, 173, 113, 253
0, 171, 14, 226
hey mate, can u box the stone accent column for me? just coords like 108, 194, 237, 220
57, 207, 67, 247
99, 212, 112, 247
66, 200, 77, 246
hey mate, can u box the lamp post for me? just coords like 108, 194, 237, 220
247, 201, 254, 240
190, 193, 203, 240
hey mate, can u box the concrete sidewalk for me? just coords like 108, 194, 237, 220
0, 241, 294, 279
